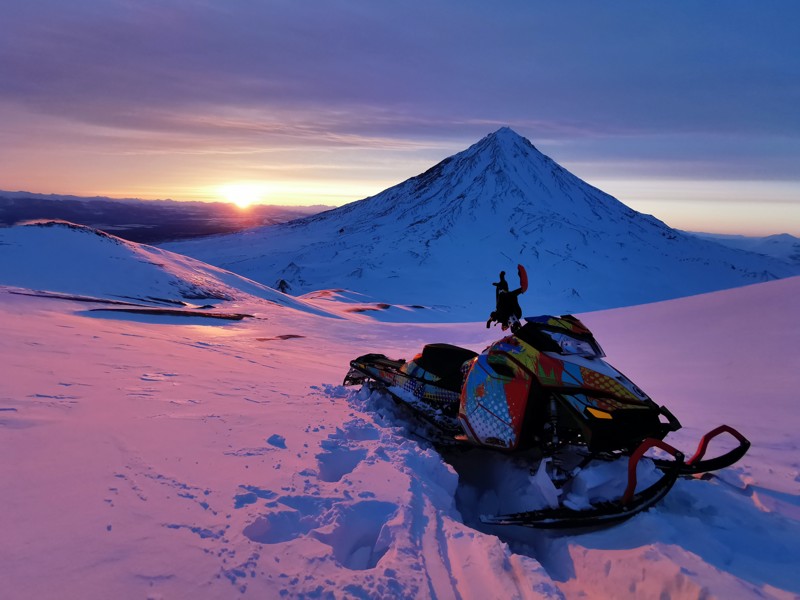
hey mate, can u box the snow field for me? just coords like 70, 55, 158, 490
2, 276, 799, 598
1, 219, 798, 598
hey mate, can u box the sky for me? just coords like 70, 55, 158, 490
1, 0, 798, 235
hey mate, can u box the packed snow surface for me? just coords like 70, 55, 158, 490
1, 218, 798, 598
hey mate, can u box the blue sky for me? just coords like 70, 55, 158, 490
1, 1, 798, 234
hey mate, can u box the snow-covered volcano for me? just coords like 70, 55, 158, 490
164, 128, 799, 319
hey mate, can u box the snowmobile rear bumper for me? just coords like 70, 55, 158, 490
343, 367, 367, 386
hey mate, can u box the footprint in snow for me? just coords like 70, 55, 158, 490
239, 493, 333, 541
234, 485, 278, 509
266, 434, 286, 448
243, 510, 318, 544
311, 501, 397, 570
313, 414, 384, 482
240, 491, 398, 571
316, 447, 368, 482
238, 412, 398, 571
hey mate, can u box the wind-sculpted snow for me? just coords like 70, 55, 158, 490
163, 128, 799, 320
1, 276, 798, 598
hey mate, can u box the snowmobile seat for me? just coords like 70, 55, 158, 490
413, 343, 478, 391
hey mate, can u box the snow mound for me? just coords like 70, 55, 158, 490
0, 220, 337, 317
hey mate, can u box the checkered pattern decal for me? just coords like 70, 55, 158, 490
460, 352, 532, 449
579, 367, 639, 401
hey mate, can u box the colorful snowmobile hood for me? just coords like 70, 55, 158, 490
458, 316, 663, 452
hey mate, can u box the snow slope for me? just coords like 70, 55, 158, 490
0, 220, 338, 318
1, 226, 798, 599
163, 128, 799, 320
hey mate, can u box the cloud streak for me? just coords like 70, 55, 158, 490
4, 1, 799, 136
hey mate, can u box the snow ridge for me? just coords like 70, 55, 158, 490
2, 275, 798, 598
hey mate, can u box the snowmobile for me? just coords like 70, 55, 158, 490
343, 266, 750, 528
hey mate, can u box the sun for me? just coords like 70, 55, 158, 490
219, 183, 265, 209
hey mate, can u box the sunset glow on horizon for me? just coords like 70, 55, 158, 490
1, 2, 798, 235
218, 183, 267, 209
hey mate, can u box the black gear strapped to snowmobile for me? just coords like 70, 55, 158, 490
486, 264, 528, 332
343, 265, 750, 528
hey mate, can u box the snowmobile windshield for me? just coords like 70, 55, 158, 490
545, 331, 605, 358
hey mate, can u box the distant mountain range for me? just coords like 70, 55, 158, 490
0, 191, 328, 244
162, 128, 799, 320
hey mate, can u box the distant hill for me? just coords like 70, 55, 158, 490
0, 220, 336, 317
0, 191, 329, 244
163, 128, 800, 320
685, 231, 800, 266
